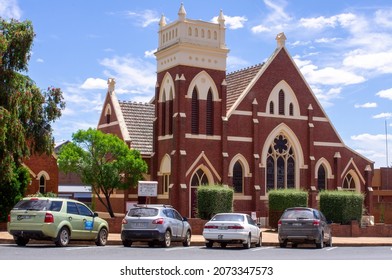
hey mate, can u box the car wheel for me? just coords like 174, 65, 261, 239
316, 232, 324, 249
255, 234, 262, 247
279, 240, 287, 248
206, 241, 213, 248
122, 240, 132, 247
182, 230, 191, 247
14, 236, 29, 246
161, 230, 171, 248
95, 227, 108, 246
243, 234, 251, 249
55, 227, 70, 247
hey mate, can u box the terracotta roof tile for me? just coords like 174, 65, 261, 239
226, 63, 263, 110
119, 101, 155, 155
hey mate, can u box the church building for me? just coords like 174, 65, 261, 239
97, 4, 374, 220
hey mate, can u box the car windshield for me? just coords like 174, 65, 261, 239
12, 199, 63, 212
128, 208, 158, 217
211, 214, 244, 222
281, 209, 314, 219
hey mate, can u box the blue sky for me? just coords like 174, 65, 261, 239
1, 0, 392, 168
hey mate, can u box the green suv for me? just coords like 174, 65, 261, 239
7, 197, 109, 247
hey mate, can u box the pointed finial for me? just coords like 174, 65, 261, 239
159, 14, 166, 27
276, 32, 287, 48
218, 9, 225, 26
108, 78, 116, 94
178, 3, 186, 21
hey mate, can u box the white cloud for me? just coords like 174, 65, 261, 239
36, 58, 44, 63
299, 13, 357, 29
144, 49, 156, 58
251, 24, 271, 33
212, 15, 248, 30
80, 78, 108, 90
373, 113, 392, 119
0, 0, 21, 19
227, 55, 249, 70
354, 102, 377, 108
376, 88, 392, 100
375, 9, 392, 28
100, 55, 156, 99
300, 64, 365, 86
343, 51, 392, 74
126, 10, 160, 27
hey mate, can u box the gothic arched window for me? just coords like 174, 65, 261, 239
317, 165, 326, 191
206, 89, 213, 135
343, 173, 356, 190
39, 175, 46, 194
269, 101, 274, 114
266, 134, 296, 190
191, 169, 209, 186
232, 161, 243, 193
191, 87, 199, 134
161, 91, 166, 135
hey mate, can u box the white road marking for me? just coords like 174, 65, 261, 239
326, 247, 338, 251
251, 246, 273, 251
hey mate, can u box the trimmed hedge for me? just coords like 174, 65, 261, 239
268, 189, 308, 228
320, 191, 363, 224
197, 185, 233, 220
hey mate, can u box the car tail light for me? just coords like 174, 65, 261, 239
228, 225, 244, 230
278, 220, 282, 227
44, 213, 54, 223
204, 225, 218, 229
122, 219, 128, 224
153, 218, 164, 224
313, 220, 320, 226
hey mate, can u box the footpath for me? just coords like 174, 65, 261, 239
1, 230, 392, 247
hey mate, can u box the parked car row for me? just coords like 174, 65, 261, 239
7, 198, 332, 249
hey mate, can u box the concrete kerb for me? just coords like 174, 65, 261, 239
2, 230, 392, 247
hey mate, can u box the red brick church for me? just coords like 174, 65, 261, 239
97, 4, 374, 219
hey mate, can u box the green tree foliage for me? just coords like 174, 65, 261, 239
57, 128, 148, 218
197, 185, 233, 220
0, 18, 65, 220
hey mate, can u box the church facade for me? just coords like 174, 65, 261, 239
97, 4, 374, 219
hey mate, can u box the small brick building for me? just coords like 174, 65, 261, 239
97, 4, 374, 220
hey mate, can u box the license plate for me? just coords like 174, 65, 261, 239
218, 226, 227, 230
17, 215, 32, 220
133, 222, 147, 228
292, 223, 302, 226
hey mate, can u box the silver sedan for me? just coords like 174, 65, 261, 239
202, 213, 262, 249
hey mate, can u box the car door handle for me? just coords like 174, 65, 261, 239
68, 217, 72, 221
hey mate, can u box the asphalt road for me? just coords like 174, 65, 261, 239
1, 243, 392, 260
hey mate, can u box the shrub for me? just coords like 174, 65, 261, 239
268, 189, 308, 228
197, 185, 233, 220
320, 191, 363, 224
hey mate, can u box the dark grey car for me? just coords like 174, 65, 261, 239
278, 207, 332, 249
121, 204, 192, 248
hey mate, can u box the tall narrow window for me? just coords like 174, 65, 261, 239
278, 90, 285, 115
289, 103, 294, 116
191, 87, 199, 134
317, 165, 326, 191
266, 134, 296, 190
269, 101, 274, 114
39, 176, 46, 194
168, 90, 173, 135
161, 92, 166, 135
232, 161, 243, 193
162, 174, 170, 194
206, 89, 213, 135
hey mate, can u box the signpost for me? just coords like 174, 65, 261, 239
138, 181, 158, 204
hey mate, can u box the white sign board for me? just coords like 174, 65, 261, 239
138, 181, 158, 197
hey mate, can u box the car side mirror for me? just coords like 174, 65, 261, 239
183, 217, 188, 222
93, 212, 99, 217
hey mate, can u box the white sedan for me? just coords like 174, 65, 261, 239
202, 213, 262, 249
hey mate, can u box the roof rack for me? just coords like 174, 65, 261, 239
133, 204, 173, 208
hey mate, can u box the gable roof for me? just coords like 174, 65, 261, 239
226, 63, 263, 110
118, 101, 155, 155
